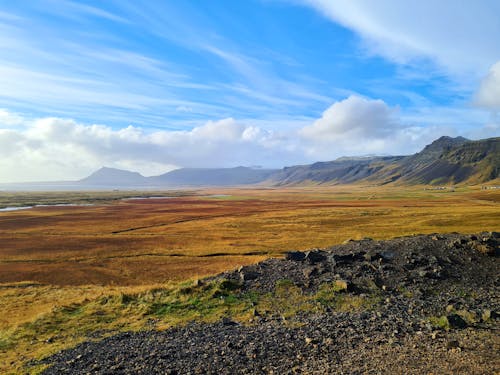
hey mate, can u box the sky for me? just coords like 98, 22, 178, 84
0, 0, 499, 182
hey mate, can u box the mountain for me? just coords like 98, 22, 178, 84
386, 136, 499, 185
77, 166, 278, 187
77, 136, 499, 188
268, 157, 404, 186
78, 167, 148, 186
270, 136, 499, 186
151, 166, 278, 186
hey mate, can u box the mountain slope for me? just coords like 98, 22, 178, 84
268, 156, 404, 186
384, 136, 499, 185
272, 136, 499, 186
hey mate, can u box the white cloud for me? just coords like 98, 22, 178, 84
0, 108, 24, 126
300, 95, 398, 141
0, 111, 297, 182
301, 0, 500, 76
475, 61, 500, 110
300, 95, 449, 158
1, 100, 497, 183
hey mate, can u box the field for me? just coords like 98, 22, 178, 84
0, 186, 499, 373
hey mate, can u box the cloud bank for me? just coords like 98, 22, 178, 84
2, 93, 483, 182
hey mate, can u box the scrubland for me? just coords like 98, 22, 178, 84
0, 186, 498, 373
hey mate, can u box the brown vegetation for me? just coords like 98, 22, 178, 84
1, 186, 499, 287
0, 186, 499, 373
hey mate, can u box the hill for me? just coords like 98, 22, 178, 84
39, 232, 500, 374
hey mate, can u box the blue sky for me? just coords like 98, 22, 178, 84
0, 0, 499, 182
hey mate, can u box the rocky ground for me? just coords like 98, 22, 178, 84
40, 233, 499, 374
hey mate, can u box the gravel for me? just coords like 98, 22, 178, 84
40, 232, 500, 374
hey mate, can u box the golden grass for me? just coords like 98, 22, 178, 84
0, 186, 498, 373
1, 187, 498, 282
0, 276, 380, 374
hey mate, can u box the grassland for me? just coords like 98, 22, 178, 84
0, 186, 498, 373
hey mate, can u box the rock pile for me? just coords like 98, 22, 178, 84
41, 232, 499, 374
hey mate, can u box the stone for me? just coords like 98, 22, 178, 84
305, 250, 327, 263
446, 340, 461, 350
380, 251, 395, 262
285, 251, 306, 261
240, 271, 259, 281
221, 317, 238, 326
446, 314, 467, 329
331, 253, 362, 265
303, 266, 318, 279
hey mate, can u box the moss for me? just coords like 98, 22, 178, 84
429, 316, 450, 330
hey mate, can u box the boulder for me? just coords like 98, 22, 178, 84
239, 271, 259, 282
446, 314, 467, 329
285, 251, 306, 261
305, 250, 327, 263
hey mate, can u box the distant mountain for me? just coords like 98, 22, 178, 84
150, 166, 278, 186
271, 136, 499, 186
78, 167, 148, 186
75, 136, 499, 189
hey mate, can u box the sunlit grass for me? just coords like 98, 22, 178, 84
1, 277, 382, 373
0, 186, 498, 373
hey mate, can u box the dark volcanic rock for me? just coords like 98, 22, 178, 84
239, 270, 259, 282
40, 232, 500, 375
285, 251, 306, 261
304, 250, 327, 263
446, 314, 468, 329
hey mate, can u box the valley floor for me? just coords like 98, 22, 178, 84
0, 186, 498, 373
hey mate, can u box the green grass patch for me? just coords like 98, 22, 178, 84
429, 315, 451, 330
4, 277, 384, 373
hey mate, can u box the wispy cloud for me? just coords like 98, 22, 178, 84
49, 0, 131, 24
0, 1, 343, 129
299, 0, 500, 76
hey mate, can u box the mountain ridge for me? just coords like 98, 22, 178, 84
75, 136, 500, 187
